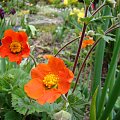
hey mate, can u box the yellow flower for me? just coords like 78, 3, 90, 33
64, 0, 78, 6
64, 0, 68, 5
70, 8, 84, 22
70, 8, 80, 15
77, 8, 84, 22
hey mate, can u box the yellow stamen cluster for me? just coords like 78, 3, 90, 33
43, 73, 59, 89
10, 41, 22, 53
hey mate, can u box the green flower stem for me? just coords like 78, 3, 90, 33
61, 94, 68, 102
29, 54, 37, 67
54, 36, 80, 57
61, 94, 69, 109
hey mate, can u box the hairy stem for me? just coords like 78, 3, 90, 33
29, 54, 37, 67
72, 23, 87, 73
72, 38, 101, 93
105, 25, 120, 34
72, 24, 120, 93
92, 3, 106, 16
54, 36, 80, 57
104, 22, 120, 34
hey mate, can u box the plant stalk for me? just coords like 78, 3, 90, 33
72, 38, 101, 93
92, 3, 106, 16
54, 36, 80, 57
72, 6, 89, 74
29, 54, 37, 67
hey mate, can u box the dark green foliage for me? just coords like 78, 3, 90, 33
4, 111, 22, 120
68, 94, 88, 120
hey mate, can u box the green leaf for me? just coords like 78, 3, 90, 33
68, 94, 88, 120
91, 16, 114, 23
0, 93, 6, 109
91, 6, 111, 119
100, 72, 120, 120
115, 97, 120, 109
102, 35, 115, 42
95, 33, 115, 43
4, 111, 22, 120
0, 68, 30, 92
98, 28, 120, 120
27, 25, 37, 37
80, 16, 93, 24
12, 87, 38, 115
12, 87, 61, 116
90, 87, 98, 120
84, 0, 91, 6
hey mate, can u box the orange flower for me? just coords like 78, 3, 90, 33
24, 56, 74, 105
81, 39, 95, 48
0, 29, 30, 64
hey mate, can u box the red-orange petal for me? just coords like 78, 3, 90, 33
0, 46, 11, 57
48, 57, 66, 74
31, 63, 51, 79
58, 68, 74, 94
25, 56, 74, 105
0, 29, 30, 64
37, 89, 61, 105
4, 29, 18, 40
21, 44, 30, 58
8, 53, 22, 64
1, 36, 12, 47
18, 31, 28, 42
24, 78, 45, 99
86, 39, 95, 45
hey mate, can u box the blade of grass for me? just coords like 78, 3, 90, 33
90, 87, 98, 120
98, 28, 120, 119
91, 6, 111, 118
99, 72, 120, 120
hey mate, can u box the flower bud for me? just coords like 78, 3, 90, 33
87, 30, 95, 37
106, 0, 116, 8
54, 110, 71, 120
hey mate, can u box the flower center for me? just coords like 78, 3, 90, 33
43, 74, 59, 89
10, 41, 22, 53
